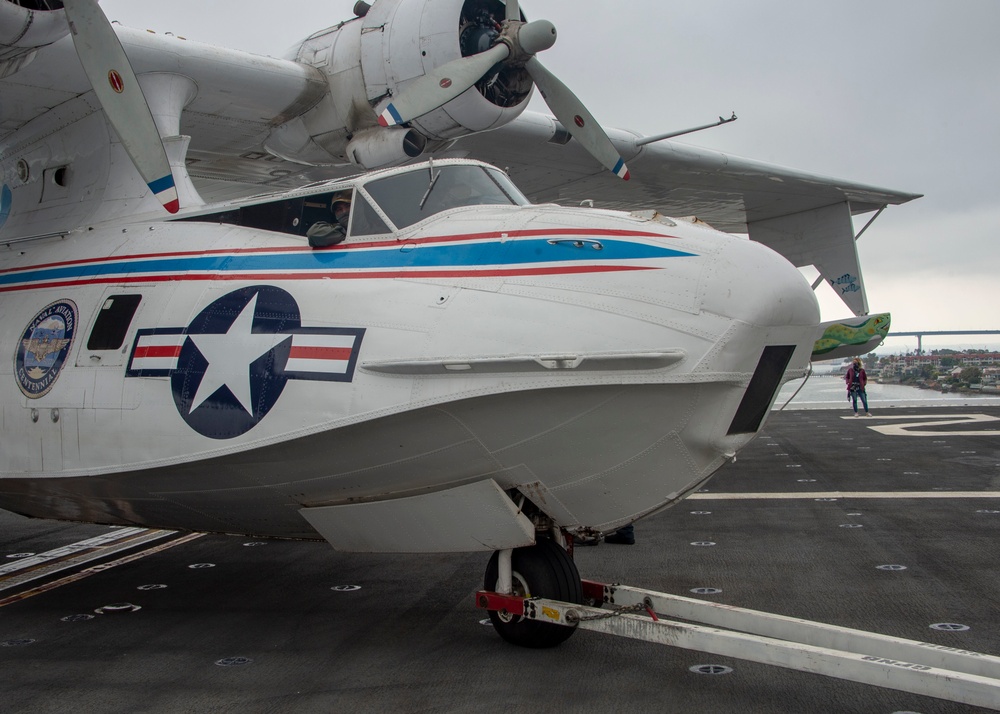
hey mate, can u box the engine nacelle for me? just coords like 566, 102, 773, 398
346, 126, 426, 169
360, 0, 533, 140
267, 0, 532, 167
0, 1, 70, 78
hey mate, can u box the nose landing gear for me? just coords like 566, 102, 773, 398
483, 537, 582, 648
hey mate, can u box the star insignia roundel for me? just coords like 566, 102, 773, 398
126, 286, 364, 439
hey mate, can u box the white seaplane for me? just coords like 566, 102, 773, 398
1, 0, 915, 649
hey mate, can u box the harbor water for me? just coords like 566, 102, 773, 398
775, 374, 1000, 411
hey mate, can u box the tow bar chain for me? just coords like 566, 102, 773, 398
569, 599, 657, 623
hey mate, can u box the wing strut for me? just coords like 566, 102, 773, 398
635, 112, 738, 146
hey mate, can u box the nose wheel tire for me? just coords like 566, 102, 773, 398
484, 538, 583, 648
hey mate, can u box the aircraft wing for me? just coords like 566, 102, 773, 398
0, 27, 328, 202
454, 112, 920, 233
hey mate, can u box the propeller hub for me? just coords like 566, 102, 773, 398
517, 19, 557, 56
501, 19, 556, 64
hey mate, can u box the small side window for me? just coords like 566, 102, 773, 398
87, 294, 142, 350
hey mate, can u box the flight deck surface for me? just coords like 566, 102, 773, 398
2, 404, 999, 713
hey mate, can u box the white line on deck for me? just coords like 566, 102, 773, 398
0, 527, 175, 592
0, 533, 204, 608
689, 492, 1000, 500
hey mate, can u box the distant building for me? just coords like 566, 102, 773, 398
875, 352, 1000, 384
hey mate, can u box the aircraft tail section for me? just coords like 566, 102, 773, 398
811, 313, 890, 361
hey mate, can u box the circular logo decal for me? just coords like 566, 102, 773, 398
14, 300, 78, 399
0, 184, 12, 230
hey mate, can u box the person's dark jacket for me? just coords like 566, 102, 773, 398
845, 365, 867, 392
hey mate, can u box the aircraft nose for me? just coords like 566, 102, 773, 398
701, 235, 820, 328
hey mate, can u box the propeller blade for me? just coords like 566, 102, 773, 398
62, 0, 179, 213
525, 57, 630, 180
505, 0, 520, 22
378, 44, 510, 127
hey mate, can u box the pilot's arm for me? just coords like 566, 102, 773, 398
306, 221, 345, 248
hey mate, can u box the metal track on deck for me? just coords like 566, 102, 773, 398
477, 580, 1000, 710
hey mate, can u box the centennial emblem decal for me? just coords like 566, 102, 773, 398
125, 286, 364, 440
14, 300, 78, 399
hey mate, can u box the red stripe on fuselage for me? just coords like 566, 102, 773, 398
0, 264, 654, 294
133, 345, 183, 359
288, 346, 353, 361
0, 229, 677, 276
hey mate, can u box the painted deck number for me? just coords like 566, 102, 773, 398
860, 413, 1000, 437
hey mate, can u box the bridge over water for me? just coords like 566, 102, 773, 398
889, 330, 1000, 354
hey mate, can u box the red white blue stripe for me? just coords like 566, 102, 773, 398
0, 229, 693, 293
377, 104, 404, 128
612, 158, 630, 181
128, 332, 186, 371
126, 325, 364, 381
148, 174, 180, 214
284, 334, 359, 377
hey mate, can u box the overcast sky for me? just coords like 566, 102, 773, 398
98, 0, 1000, 352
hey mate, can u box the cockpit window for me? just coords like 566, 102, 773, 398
364, 164, 528, 229
304, 189, 353, 247
177, 163, 527, 240
350, 194, 391, 237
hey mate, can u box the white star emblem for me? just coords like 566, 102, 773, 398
187, 293, 289, 415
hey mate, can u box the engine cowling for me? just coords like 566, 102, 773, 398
360, 0, 533, 139
0, 1, 70, 78
267, 0, 533, 169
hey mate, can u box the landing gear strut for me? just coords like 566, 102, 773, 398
483, 538, 582, 648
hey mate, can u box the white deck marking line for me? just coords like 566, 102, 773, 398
0, 532, 205, 608
0, 528, 175, 592
840, 414, 997, 420
689, 492, 1000, 500
1, 527, 151, 576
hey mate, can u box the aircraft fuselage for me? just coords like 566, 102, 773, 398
0, 161, 820, 547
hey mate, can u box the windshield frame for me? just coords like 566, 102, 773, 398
362, 163, 529, 230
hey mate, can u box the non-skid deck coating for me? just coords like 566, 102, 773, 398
1, 405, 998, 713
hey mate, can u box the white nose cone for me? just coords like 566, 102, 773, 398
703, 236, 819, 327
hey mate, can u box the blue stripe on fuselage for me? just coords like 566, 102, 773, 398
1, 238, 694, 287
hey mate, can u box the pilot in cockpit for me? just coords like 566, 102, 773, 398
307, 192, 352, 248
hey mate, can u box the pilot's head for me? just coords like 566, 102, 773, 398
330, 193, 352, 229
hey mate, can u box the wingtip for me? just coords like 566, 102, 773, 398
162, 199, 180, 214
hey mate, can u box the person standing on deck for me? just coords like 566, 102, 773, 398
846, 357, 871, 417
